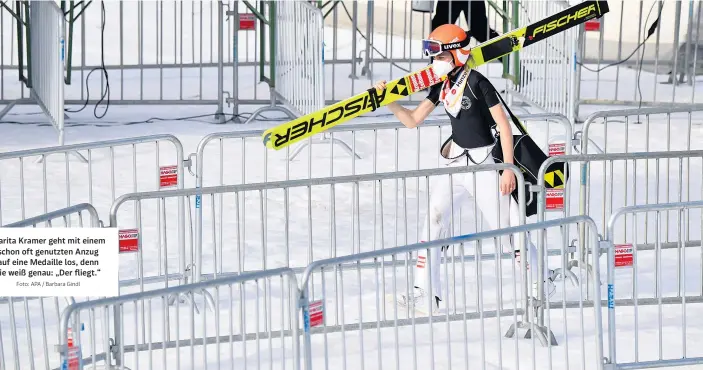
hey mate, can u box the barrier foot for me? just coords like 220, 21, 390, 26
551, 267, 579, 287
505, 321, 558, 347
35, 151, 89, 164
525, 323, 559, 347
167, 291, 200, 313
197, 288, 217, 312
242, 105, 297, 125
166, 289, 215, 314
289, 134, 362, 161
214, 110, 227, 124
570, 259, 596, 285
0, 100, 18, 121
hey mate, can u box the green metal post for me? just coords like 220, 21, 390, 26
259, 0, 265, 81
22, 0, 30, 87
269, 0, 275, 88
511, 0, 521, 84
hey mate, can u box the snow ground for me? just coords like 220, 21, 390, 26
2, 4, 703, 370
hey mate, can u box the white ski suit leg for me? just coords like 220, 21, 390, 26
414, 146, 547, 301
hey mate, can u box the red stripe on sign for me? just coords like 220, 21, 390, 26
119, 229, 139, 253
239, 13, 256, 30
545, 189, 564, 210
160, 165, 178, 188
585, 20, 600, 31
309, 302, 323, 314
309, 300, 324, 327
416, 255, 426, 268
548, 143, 566, 156
614, 244, 633, 267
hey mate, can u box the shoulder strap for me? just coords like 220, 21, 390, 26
466, 69, 480, 100
493, 88, 529, 136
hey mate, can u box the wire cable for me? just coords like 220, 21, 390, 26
577, 2, 661, 74
635, 3, 660, 110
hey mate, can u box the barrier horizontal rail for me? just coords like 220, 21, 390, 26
3, 203, 100, 228
580, 106, 703, 155
192, 113, 573, 187
0, 134, 186, 222
58, 268, 300, 370
604, 200, 703, 369
298, 215, 604, 369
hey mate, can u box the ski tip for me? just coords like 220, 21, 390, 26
595, 1, 610, 17
262, 132, 274, 149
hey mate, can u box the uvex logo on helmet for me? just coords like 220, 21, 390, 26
426, 24, 471, 67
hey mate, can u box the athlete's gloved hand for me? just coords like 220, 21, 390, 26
500, 169, 516, 195
372, 80, 387, 91
367, 80, 386, 112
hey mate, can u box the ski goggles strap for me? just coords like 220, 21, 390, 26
422, 37, 471, 57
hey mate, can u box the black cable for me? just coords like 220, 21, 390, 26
1, 110, 412, 128
636, 3, 661, 111
64, 1, 110, 119
0, 112, 283, 127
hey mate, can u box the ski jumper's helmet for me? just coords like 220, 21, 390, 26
422, 24, 472, 67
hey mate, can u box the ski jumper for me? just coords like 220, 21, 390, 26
413, 68, 548, 301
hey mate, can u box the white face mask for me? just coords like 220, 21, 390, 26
432, 59, 455, 77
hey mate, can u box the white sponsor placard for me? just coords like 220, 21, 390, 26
0, 228, 119, 297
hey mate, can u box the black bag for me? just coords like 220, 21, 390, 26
490, 92, 569, 217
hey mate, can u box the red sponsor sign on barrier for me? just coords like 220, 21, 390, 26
239, 13, 256, 30
585, 19, 601, 31
119, 229, 139, 253
548, 142, 566, 156
159, 165, 178, 188
309, 300, 324, 327
615, 244, 634, 268
546, 189, 564, 210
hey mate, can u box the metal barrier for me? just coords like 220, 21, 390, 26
603, 201, 703, 369
0, 135, 187, 295
574, 0, 703, 120
298, 215, 605, 369
58, 268, 300, 370
0, 204, 101, 370
113, 164, 529, 285
535, 150, 703, 289
580, 106, 703, 155
250, 1, 324, 123
0, 134, 185, 224
501, 1, 577, 119
27, 1, 67, 145
191, 113, 573, 187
